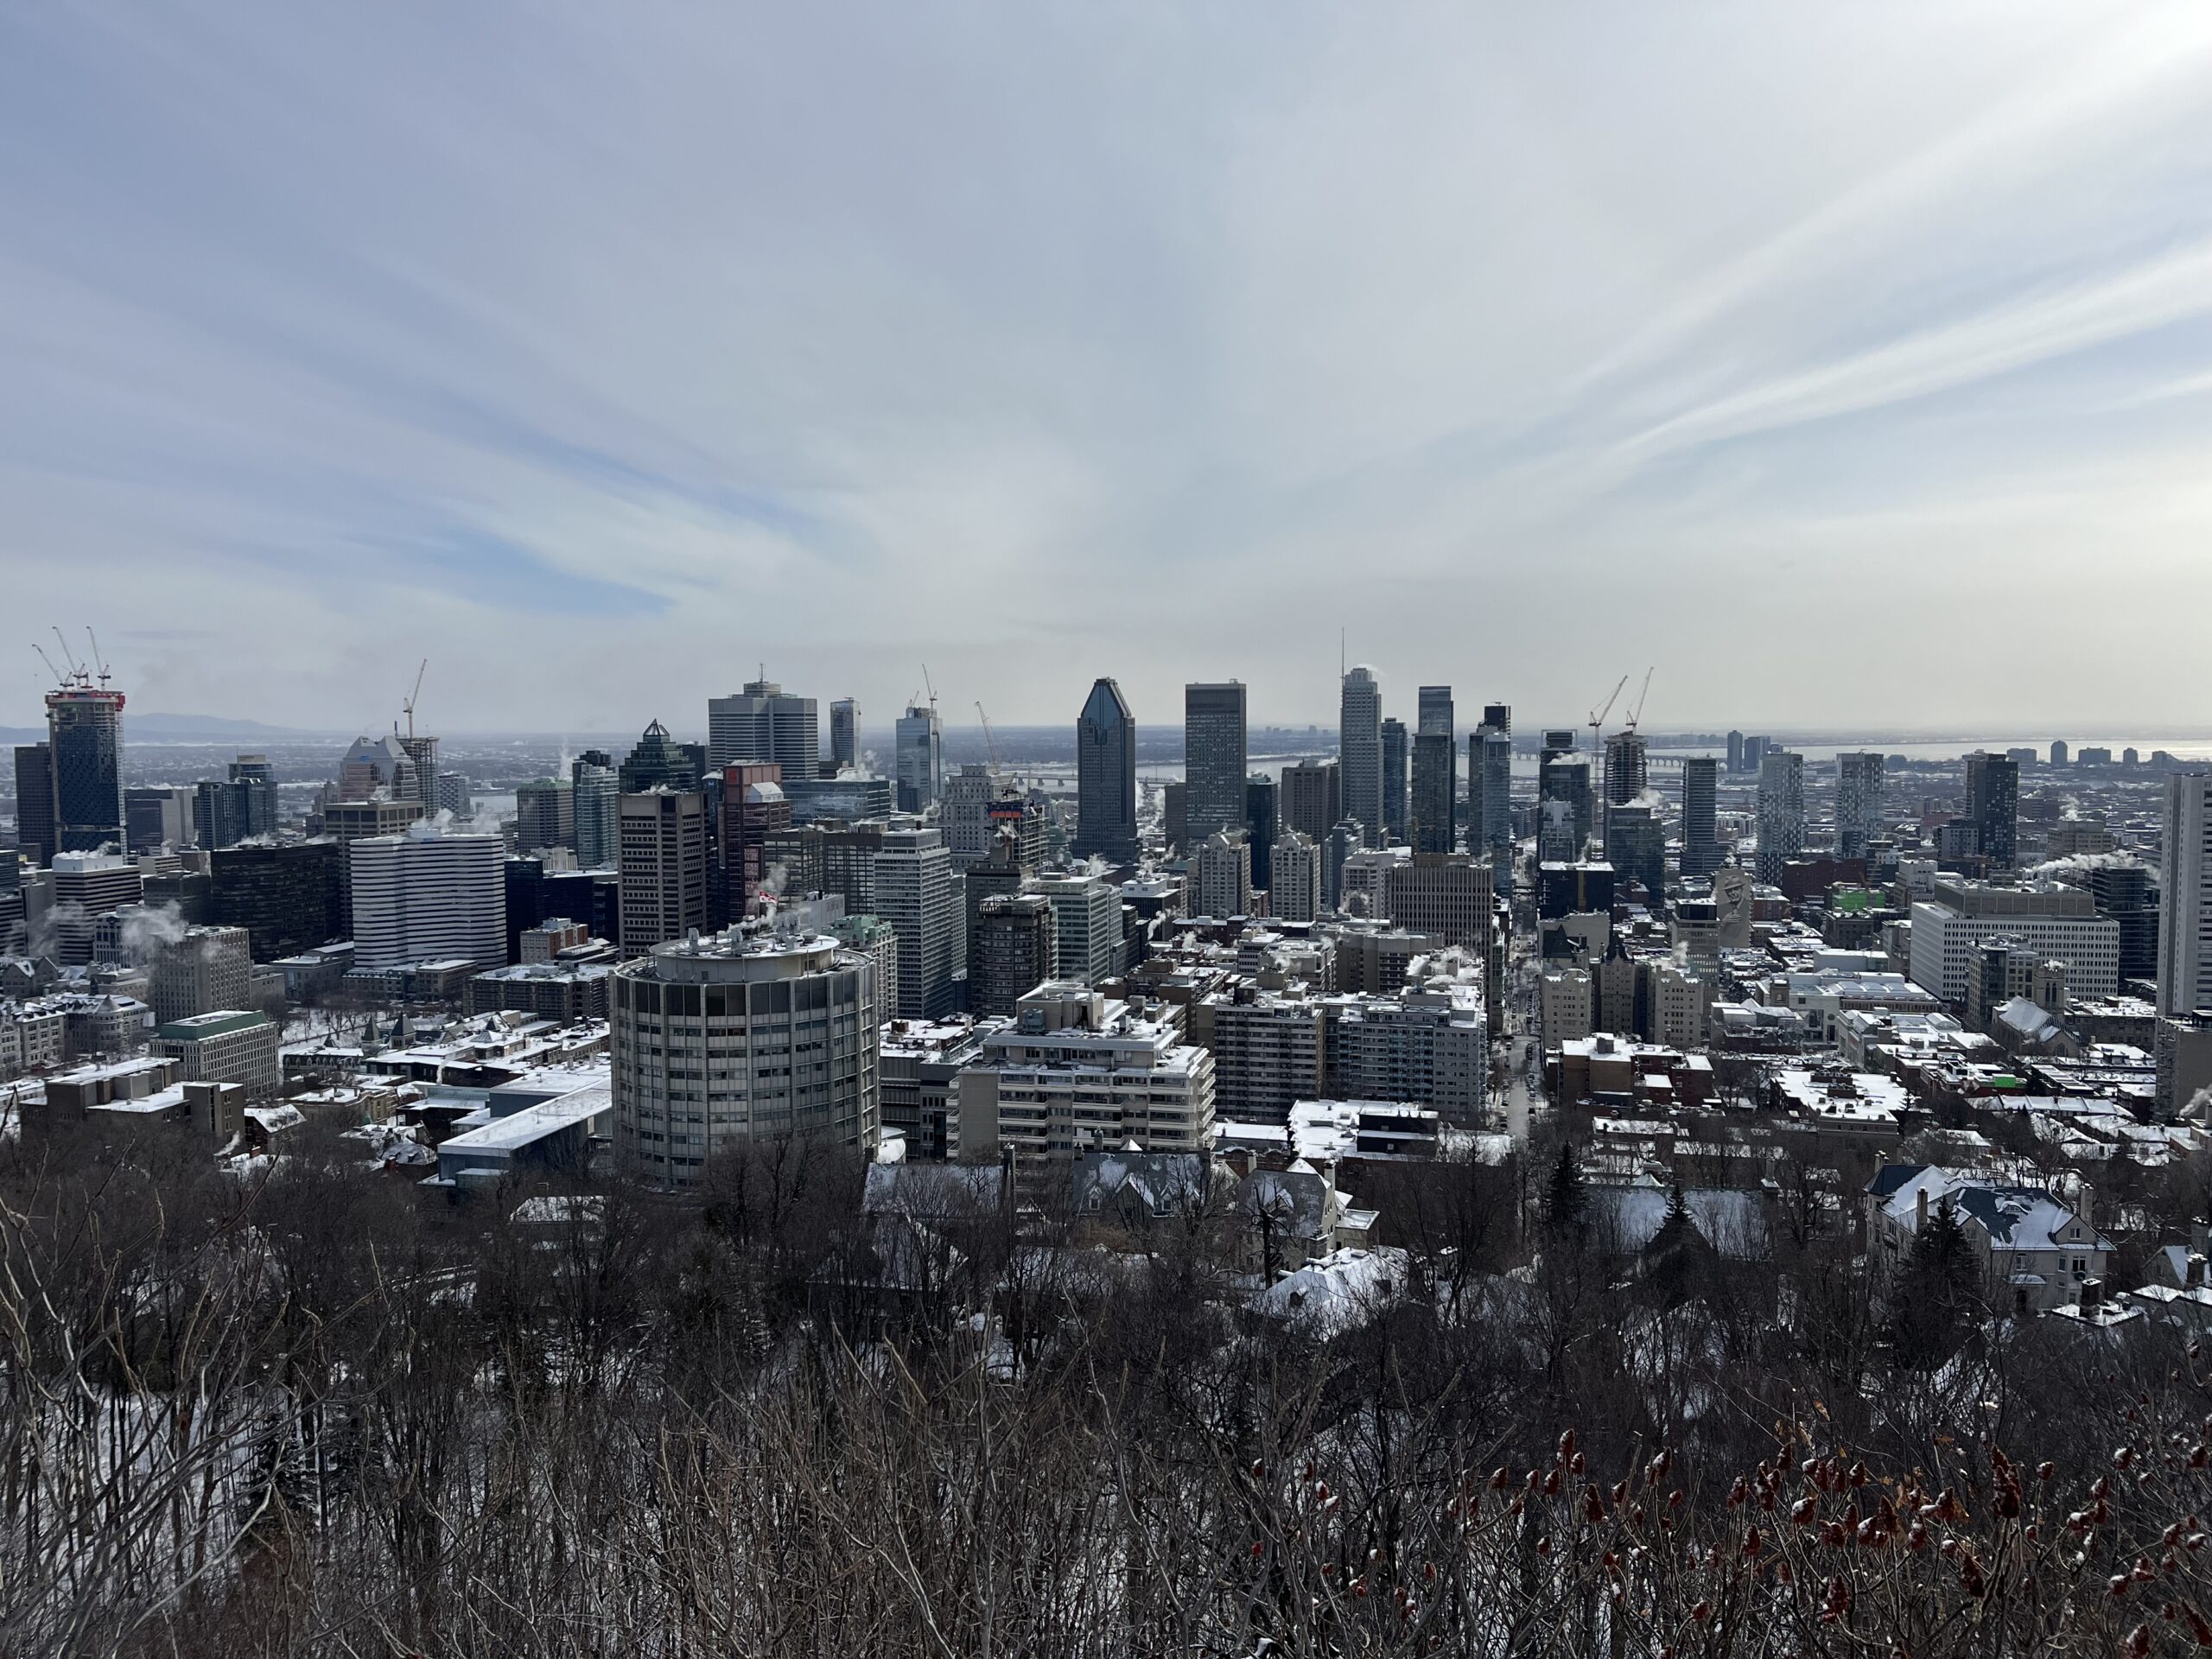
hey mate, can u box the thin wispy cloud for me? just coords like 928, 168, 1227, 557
2, 3, 2209, 735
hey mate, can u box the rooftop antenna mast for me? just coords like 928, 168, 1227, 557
403, 658, 428, 740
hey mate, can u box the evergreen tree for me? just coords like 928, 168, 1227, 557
1545, 1141, 1586, 1230
1889, 1195, 1983, 1368
1643, 1182, 1705, 1308
1654, 1181, 1693, 1246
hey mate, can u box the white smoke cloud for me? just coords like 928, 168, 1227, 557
118, 900, 191, 962
2027, 851, 2137, 880
27, 900, 87, 962
427, 804, 511, 838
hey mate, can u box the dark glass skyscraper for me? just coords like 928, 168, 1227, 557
1281, 760, 1341, 844
1073, 677, 1138, 862
830, 697, 858, 773
619, 720, 705, 791
1183, 682, 1247, 842
1245, 774, 1278, 892
12, 743, 55, 867
46, 682, 125, 853
1965, 751, 2019, 869
228, 753, 279, 838
1410, 730, 1456, 855
1681, 756, 1721, 875
1381, 717, 1408, 841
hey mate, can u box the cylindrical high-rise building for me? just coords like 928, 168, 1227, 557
612, 925, 880, 1185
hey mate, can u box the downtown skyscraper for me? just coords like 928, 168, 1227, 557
1756, 749, 1806, 885
829, 697, 859, 773
894, 702, 944, 813
1681, 756, 1722, 876
1965, 751, 2018, 869
1410, 682, 1455, 857
1836, 751, 1886, 861
1183, 682, 1247, 842
2159, 771, 2212, 1016
43, 671, 126, 855
1072, 677, 1138, 862
709, 678, 817, 778
1339, 665, 1382, 845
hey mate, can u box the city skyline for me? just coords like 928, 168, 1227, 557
7, 7, 2212, 732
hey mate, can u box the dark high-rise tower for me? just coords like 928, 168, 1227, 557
1602, 730, 1648, 809
1381, 718, 1408, 841
1681, 756, 1720, 876
1965, 752, 2018, 869
12, 743, 55, 867
1417, 686, 1454, 738
1411, 730, 1456, 855
228, 754, 279, 838
46, 675, 126, 854
1281, 760, 1341, 844
1073, 677, 1138, 862
1183, 682, 1248, 841
830, 698, 859, 773
1482, 702, 1511, 736
619, 721, 704, 791
1836, 752, 1886, 861
1245, 774, 1279, 892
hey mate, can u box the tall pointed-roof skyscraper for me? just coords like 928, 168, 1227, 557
1340, 665, 1382, 846
1073, 677, 1138, 862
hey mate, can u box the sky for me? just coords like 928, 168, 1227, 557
4, 3, 2212, 739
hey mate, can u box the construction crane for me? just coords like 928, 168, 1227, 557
1586, 673, 1628, 752
32, 642, 67, 687
51, 627, 83, 678
921, 662, 938, 715
403, 658, 429, 739
85, 627, 111, 687
1622, 667, 1655, 735
975, 701, 1001, 777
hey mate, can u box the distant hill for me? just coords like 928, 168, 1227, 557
0, 712, 345, 745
